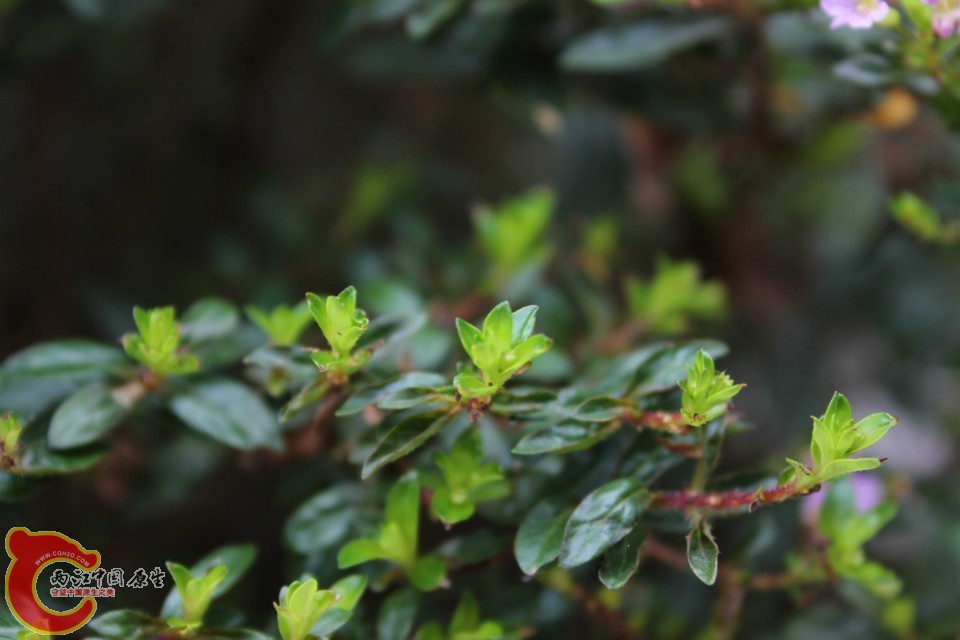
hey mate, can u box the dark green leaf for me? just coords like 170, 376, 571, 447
834, 54, 897, 87
687, 519, 719, 585
619, 436, 683, 483
362, 412, 451, 479
191, 325, 263, 370
377, 386, 449, 410
311, 608, 352, 638
491, 388, 557, 414
0, 340, 129, 413
559, 479, 650, 569
630, 340, 728, 396
200, 631, 274, 640
180, 297, 240, 343
87, 609, 163, 640
515, 500, 574, 575
0, 602, 23, 636
284, 484, 369, 553
280, 376, 329, 423
439, 530, 510, 565
561, 18, 733, 72
1, 340, 128, 380
244, 345, 316, 383
48, 385, 128, 449
377, 588, 420, 640
0, 471, 41, 501
20, 441, 109, 475
356, 312, 427, 354
566, 396, 623, 422
337, 372, 448, 416
170, 379, 282, 451
599, 526, 646, 590
407, 0, 465, 40
512, 420, 621, 455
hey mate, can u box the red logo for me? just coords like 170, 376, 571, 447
4, 527, 101, 635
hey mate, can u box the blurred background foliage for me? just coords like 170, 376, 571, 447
1, 0, 960, 638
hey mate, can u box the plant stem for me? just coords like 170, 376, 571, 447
623, 410, 694, 435
644, 536, 828, 591
649, 482, 817, 514
286, 385, 347, 457
688, 423, 714, 493
539, 569, 639, 640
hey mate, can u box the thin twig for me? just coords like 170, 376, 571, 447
649, 482, 817, 514
286, 386, 348, 457
622, 410, 694, 435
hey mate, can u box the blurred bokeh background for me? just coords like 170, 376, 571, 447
2, 0, 960, 637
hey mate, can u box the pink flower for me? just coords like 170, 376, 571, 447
821, 0, 891, 29
926, 0, 960, 37
801, 473, 885, 527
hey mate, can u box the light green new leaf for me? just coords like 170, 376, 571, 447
474, 188, 553, 278
166, 562, 228, 627
160, 543, 256, 620
482, 302, 513, 348
306, 286, 370, 360
310, 574, 368, 638
624, 256, 727, 335
408, 554, 447, 591
450, 591, 480, 635
511, 305, 538, 344
793, 393, 896, 490
387, 473, 421, 551
818, 457, 882, 484
247, 302, 313, 347
338, 539, 388, 568
0, 413, 22, 459
454, 302, 552, 400
275, 579, 340, 640
430, 428, 508, 525
455, 318, 483, 360
678, 349, 743, 427
849, 412, 898, 455
123, 306, 200, 376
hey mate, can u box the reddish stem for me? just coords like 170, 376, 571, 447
623, 410, 694, 435
650, 482, 817, 513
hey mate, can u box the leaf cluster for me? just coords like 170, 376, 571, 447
454, 302, 552, 400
